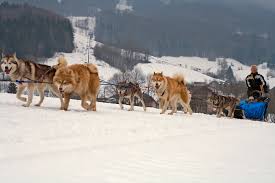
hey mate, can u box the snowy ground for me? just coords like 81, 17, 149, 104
1, 93, 275, 183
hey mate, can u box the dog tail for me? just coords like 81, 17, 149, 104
85, 64, 98, 75
173, 74, 186, 85
55, 55, 68, 69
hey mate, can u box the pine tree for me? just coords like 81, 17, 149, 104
224, 66, 236, 83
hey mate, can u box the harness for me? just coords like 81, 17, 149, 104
161, 89, 166, 97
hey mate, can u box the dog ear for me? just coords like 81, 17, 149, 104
160, 72, 163, 76
13, 52, 17, 58
1, 52, 4, 58
153, 72, 156, 75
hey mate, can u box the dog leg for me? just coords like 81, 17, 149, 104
63, 93, 71, 111
179, 99, 193, 115
79, 95, 90, 111
48, 84, 64, 110
228, 104, 236, 118
136, 93, 146, 111
159, 99, 164, 109
35, 84, 46, 107
16, 85, 27, 102
128, 96, 134, 111
183, 105, 188, 114
119, 97, 124, 110
23, 84, 34, 107
90, 94, 97, 111
168, 98, 177, 115
216, 108, 222, 118
160, 99, 169, 114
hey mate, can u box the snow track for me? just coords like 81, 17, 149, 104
0, 93, 275, 182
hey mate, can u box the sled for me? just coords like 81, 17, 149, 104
234, 98, 270, 121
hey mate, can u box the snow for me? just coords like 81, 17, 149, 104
136, 57, 222, 83
44, 17, 120, 81
1, 93, 275, 182
116, 0, 133, 12
45, 16, 275, 88
135, 56, 275, 88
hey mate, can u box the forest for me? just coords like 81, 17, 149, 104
0, 2, 74, 59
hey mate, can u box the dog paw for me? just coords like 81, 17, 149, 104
34, 104, 41, 107
128, 109, 134, 111
22, 104, 30, 107
168, 112, 174, 115
18, 97, 27, 102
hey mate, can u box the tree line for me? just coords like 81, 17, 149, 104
0, 2, 74, 59
95, 2, 275, 65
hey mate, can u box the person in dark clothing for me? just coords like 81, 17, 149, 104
246, 65, 267, 98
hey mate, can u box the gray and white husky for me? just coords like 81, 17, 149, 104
0, 53, 64, 109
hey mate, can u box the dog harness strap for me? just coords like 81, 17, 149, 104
161, 90, 166, 97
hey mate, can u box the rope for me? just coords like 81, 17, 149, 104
15, 79, 53, 84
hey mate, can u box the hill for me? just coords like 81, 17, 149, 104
3, 1, 275, 64
0, 2, 74, 58
95, 1, 275, 65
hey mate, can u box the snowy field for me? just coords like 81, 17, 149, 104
1, 93, 275, 183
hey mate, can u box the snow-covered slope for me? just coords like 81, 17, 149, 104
45, 16, 275, 88
45, 17, 120, 81
137, 56, 275, 88
136, 56, 223, 83
1, 93, 275, 182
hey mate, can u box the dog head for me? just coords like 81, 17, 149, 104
116, 81, 128, 96
208, 92, 219, 104
151, 72, 165, 90
1, 53, 19, 75
53, 67, 76, 94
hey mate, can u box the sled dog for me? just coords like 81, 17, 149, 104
0, 53, 64, 108
209, 92, 239, 118
53, 63, 100, 111
151, 72, 192, 115
116, 81, 146, 111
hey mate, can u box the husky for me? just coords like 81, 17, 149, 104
0, 53, 64, 109
209, 92, 239, 118
151, 72, 192, 115
53, 63, 100, 111
116, 81, 146, 111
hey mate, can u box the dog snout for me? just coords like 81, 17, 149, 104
59, 87, 63, 92
5, 66, 8, 70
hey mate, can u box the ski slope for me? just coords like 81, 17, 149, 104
1, 93, 275, 183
